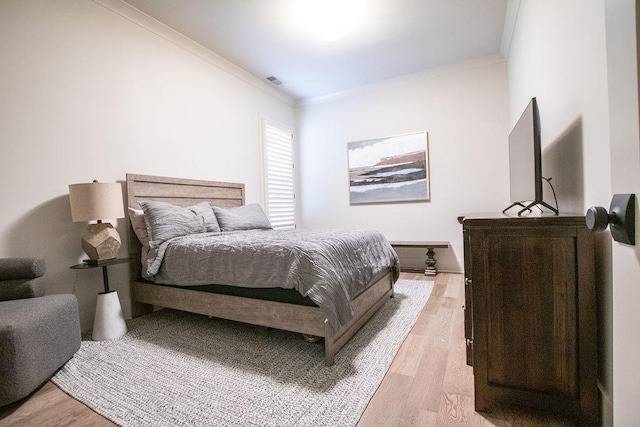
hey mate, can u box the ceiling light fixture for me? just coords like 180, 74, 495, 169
294, 0, 366, 42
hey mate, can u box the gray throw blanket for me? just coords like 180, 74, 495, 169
145, 229, 399, 330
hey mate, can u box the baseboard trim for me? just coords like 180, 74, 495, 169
598, 381, 613, 426
398, 268, 463, 275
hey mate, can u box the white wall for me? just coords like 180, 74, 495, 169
507, 0, 623, 423
0, 0, 295, 330
603, 0, 640, 424
296, 58, 510, 272
507, 0, 611, 213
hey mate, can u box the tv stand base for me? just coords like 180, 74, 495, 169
503, 201, 559, 216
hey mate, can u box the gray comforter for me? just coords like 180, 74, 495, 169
144, 229, 399, 330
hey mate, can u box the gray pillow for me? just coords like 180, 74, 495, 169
190, 203, 221, 233
213, 204, 272, 231
140, 201, 220, 247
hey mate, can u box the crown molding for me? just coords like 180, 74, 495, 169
91, 0, 295, 107
500, 0, 522, 59
297, 55, 506, 108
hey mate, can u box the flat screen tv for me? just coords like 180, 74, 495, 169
503, 97, 558, 215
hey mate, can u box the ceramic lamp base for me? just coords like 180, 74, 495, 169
82, 222, 121, 261
93, 291, 127, 340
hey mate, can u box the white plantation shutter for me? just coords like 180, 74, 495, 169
262, 119, 295, 229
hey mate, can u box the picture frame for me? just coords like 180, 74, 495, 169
347, 131, 429, 205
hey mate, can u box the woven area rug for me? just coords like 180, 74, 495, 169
53, 279, 433, 427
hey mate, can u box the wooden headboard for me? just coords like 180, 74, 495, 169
125, 173, 245, 282
126, 173, 245, 210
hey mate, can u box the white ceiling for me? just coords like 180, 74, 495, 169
122, 0, 509, 100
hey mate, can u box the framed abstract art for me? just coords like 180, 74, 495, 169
347, 131, 430, 204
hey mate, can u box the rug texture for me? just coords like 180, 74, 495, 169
52, 279, 433, 427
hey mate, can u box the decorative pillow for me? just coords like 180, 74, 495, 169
128, 208, 150, 247
213, 204, 272, 232
189, 202, 221, 233
140, 201, 219, 247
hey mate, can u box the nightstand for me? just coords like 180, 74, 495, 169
70, 258, 131, 341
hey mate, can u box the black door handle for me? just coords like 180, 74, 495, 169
586, 193, 636, 245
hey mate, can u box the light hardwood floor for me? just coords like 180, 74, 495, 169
0, 273, 573, 426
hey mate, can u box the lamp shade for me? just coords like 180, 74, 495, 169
69, 182, 124, 222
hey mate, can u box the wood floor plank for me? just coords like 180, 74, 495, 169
426, 305, 455, 349
0, 381, 114, 427
356, 372, 413, 426
443, 274, 463, 299
436, 391, 472, 426
443, 348, 474, 397
422, 282, 446, 316
406, 311, 437, 338
404, 345, 450, 413
0, 273, 573, 426
398, 408, 439, 427
442, 308, 474, 397
389, 333, 428, 377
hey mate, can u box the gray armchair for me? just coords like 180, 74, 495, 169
0, 258, 81, 407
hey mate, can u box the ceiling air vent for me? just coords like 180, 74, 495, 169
266, 75, 283, 86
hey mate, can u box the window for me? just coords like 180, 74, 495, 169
261, 119, 295, 229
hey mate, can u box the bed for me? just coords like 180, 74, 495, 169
126, 173, 398, 365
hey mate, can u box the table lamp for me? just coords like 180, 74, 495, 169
69, 180, 128, 340
69, 180, 125, 263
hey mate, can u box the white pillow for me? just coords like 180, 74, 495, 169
128, 208, 149, 247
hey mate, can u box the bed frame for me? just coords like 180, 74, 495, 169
125, 173, 395, 366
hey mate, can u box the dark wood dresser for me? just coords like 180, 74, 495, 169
460, 213, 598, 425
